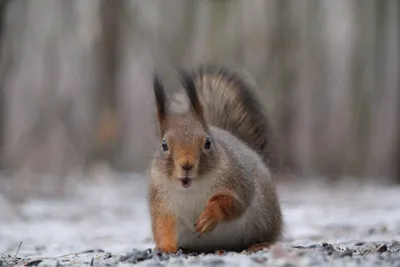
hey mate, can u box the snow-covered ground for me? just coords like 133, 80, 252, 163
1, 171, 400, 266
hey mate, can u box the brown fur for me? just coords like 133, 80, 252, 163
195, 191, 245, 237
150, 185, 178, 253
172, 65, 281, 173
148, 65, 283, 254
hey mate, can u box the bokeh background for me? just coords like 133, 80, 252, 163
0, 0, 399, 200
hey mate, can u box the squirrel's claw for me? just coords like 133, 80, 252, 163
194, 210, 219, 237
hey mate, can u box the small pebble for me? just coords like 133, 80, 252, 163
293, 245, 307, 249
120, 249, 152, 264
151, 250, 162, 257
322, 243, 331, 248
377, 244, 388, 253
203, 258, 225, 266
322, 243, 335, 255
175, 249, 184, 257
25, 259, 43, 267
338, 249, 353, 258
389, 241, 400, 252
251, 256, 268, 264
103, 252, 112, 259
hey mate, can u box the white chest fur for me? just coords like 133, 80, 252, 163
166, 175, 215, 230
162, 176, 254, 251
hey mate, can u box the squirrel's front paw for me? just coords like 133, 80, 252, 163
155, 244, 178, 254
194, 208, 221, 237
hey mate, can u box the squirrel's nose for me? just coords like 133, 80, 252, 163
181, 162, 193, 171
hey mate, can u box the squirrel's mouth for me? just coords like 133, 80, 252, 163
179, 177, 192, 188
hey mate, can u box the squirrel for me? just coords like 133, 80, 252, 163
148, 65, 283, 254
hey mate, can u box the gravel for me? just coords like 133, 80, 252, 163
0, 170, 400, 266
2, 242, 400, 266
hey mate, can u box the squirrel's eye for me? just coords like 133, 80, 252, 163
204, 136, 211, 150
161, 140, 169, 152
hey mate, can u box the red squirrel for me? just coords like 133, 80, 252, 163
148, 65, 283, 254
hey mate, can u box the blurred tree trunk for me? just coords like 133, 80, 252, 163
91, 0, 120, 165
290, 0, 323, 177
0, 0, 10, 170
0, 0, 104, 197
111, 0, 199, 172
316, 0, 356, 178
365, 0, 400, 182
0, 0, 400, 194
110, 0, 400, 182
111, 0, 160, 173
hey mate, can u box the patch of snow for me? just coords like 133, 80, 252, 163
1, 173, 400, 260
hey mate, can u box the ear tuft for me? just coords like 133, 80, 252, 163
179, 70, 204, 120
153, 73, 167, 134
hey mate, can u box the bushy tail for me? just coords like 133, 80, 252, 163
171, 65, 281, 173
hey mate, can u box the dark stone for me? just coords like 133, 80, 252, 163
322, 243, 336, 256
293, 244, 321, 249
389, 241, 400, 252
377, 244, 388, 253
120, 249, 152, 264
82, 249, 105, 253
251, 256, 268, 264
339, 250, 353, 257
322, 243, 331, 248
103, 252, 112, 259
25, 259, 43, 266
203, 259, 225, 266
151, 249, 163, 258
145, 248, 152, 255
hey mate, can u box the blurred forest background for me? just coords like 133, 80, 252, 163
0, 0, 399, 199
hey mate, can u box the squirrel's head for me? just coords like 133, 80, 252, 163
153, 71, 217, 189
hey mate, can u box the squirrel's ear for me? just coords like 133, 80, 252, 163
179, 70, 204, 121
153, 73, 167, 134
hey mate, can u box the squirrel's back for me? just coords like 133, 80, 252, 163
170, 65, 280, 173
